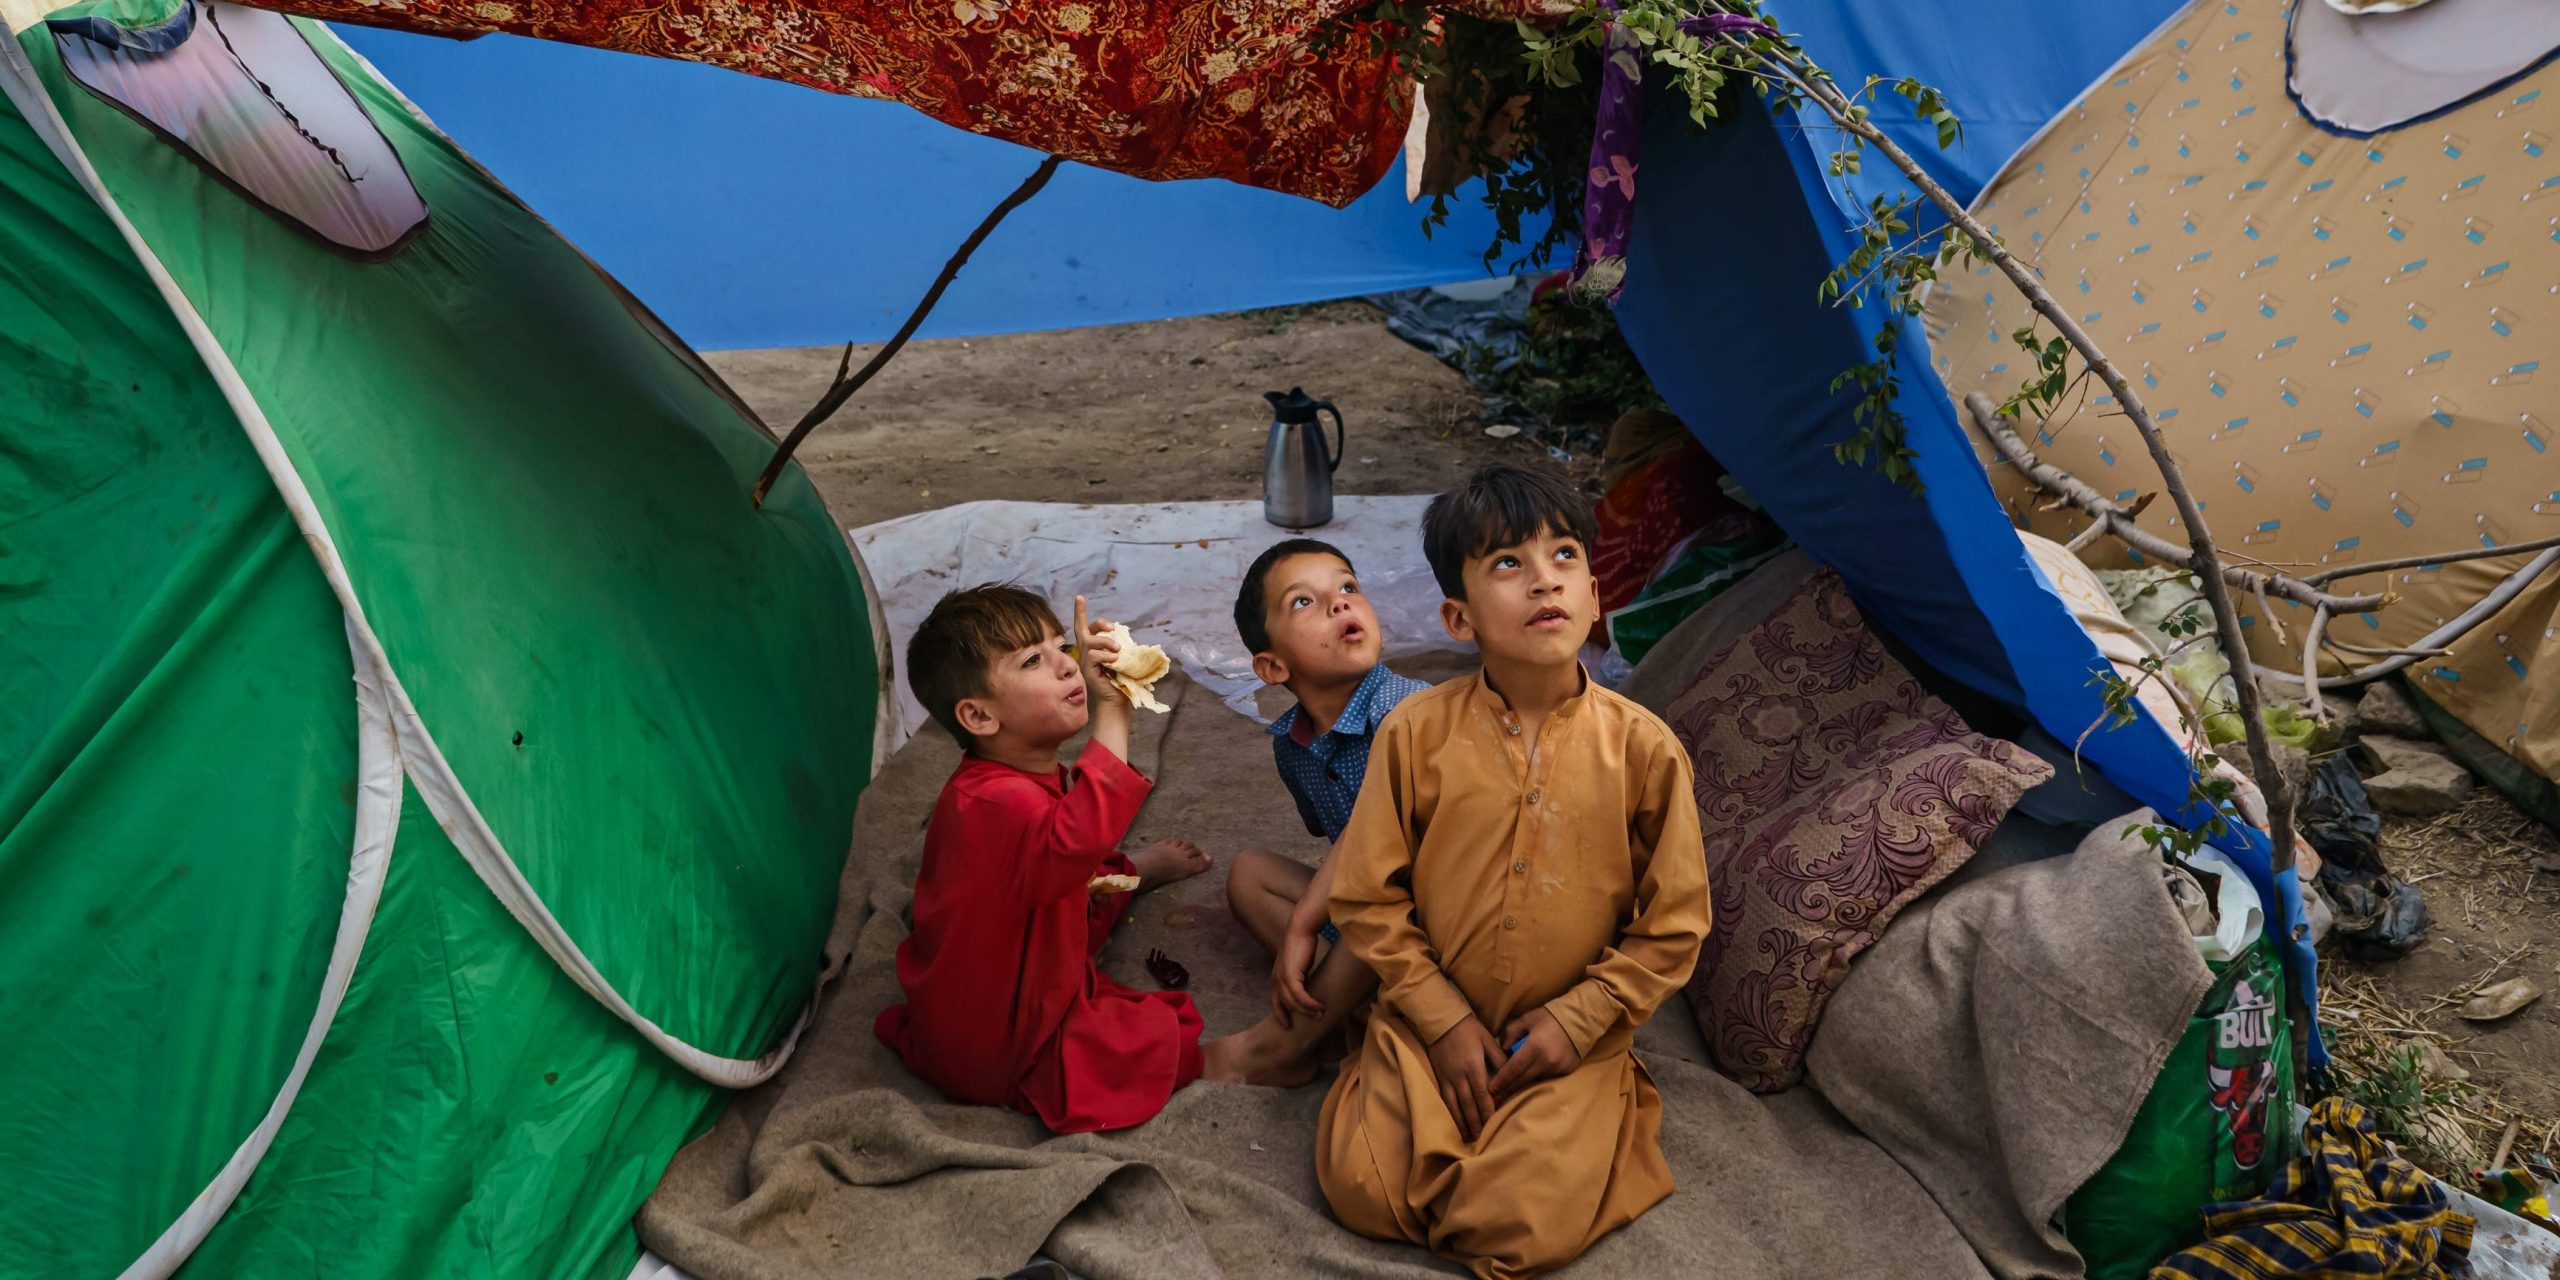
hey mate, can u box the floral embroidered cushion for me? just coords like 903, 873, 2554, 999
1666, 570, 2054, 1091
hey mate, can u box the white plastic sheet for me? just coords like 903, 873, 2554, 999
2442, 1183, 2560, 1280
850, 497, 1470, 749
624, 1251, 694, 1280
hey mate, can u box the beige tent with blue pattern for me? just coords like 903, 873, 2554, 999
1930, 0, 2560, 808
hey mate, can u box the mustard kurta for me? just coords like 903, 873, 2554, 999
1318, 672, 1710, 1279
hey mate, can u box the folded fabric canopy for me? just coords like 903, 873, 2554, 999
253, 0, 1422, 204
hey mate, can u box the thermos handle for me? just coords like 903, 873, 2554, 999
1312, 400, 1344, 473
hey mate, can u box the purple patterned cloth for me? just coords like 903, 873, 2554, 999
1573, 10, 1776, 300
1677, 12, 1775, 38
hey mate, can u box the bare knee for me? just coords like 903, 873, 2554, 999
1225, 849, 1291, 911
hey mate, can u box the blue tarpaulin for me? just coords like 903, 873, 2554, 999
333, 27, 1524, 351
1613, 0, 2325, 1064
1767, 3, 2193, 214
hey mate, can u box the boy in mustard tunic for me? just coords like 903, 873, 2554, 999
1317, 463, 1711, 1279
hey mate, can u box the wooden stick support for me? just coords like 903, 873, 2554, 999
751, 155, 1065, 507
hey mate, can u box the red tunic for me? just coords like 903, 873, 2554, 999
875, 744, 1203, 1133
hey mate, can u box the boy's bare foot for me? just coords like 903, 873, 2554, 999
1129, 838, 1212, 889
1200, 1017, 1322, 1089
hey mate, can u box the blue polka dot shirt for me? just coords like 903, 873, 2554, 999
1267, 664, 1433, 843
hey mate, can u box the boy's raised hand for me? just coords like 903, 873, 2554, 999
1424, 1017, 1509, 1142
1071, 595, 1126, 709
1488, 1007, 1576, 1101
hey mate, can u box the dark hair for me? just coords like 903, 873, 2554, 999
907, 584, 1060, 745
1422, 462, 1598, 600
1234, 538, 1355, 655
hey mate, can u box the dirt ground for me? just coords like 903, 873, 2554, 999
2326, 793, 2560, 1173
713, 301, 2560, 1181
706, 301, 1592, 529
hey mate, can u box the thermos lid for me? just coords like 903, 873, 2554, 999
1264, 387, 1322, 423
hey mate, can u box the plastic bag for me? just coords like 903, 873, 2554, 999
2302, 753, 2430, 959
2066, 930, 2296, 1278
1603, 530, 1791, 666
2300, 751, 2383, 869
2164, 649, 2332, 751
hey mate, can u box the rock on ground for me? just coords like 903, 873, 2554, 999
2358, 735, 2474, 816
2353, 682, 2432, 739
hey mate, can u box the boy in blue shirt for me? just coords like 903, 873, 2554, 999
1206, 538, 1430, 1087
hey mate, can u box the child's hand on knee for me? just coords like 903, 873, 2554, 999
1269, 920, 1324, 1028
1425, 1017, 1508, 1141
1488, 1007, 1576, 1101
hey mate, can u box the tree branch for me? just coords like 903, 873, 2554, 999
2299, 604, 2329, 720
1829, 216, 1956, 303
1738, 39, 2297, 868
2265, 546, 2560, 690
1967, 394, 2388, 615
2324, 638, 2451, 660
2254, 577, 2289, 647
752, 155, 1064, 507
2306, 532, 2560, 586
1970, 395, 2560, 697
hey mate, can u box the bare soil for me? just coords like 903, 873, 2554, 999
2326, 794, 2560, 1170
705, 302, 1592, 529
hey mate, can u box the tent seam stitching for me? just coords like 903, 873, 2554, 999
0, 14, 807, 1095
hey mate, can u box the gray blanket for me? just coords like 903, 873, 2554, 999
639, 577, 2211, 1280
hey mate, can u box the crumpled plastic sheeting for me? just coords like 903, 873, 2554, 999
1366, 280, 1541, 429
851, 497, 1468, 748
2441, 1182, 2560, 1280
2303, 754, 2431, 960
1367, 280, 1531, 372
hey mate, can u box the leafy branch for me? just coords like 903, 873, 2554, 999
1387, 0, 2306, 865
1348, 3, 1603, 272
1525, 7, 2314, 860
1394, 4, 2557, 881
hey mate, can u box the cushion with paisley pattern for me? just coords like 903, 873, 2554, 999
1667, 569, 2054, 1091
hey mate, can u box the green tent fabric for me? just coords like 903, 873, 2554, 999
0, 3, 875, 1274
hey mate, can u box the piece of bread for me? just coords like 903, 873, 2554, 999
1087, 873, 1142, 895
1098, 623, 1172, 713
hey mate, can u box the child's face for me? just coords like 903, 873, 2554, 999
959, 625, 1088, 748
1254, 552, 1381, 687
1440, 524, 1598, 668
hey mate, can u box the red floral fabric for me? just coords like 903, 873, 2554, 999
260, 0, 1412, 205
1665, 570, 2053, 1091
1591, 409, 1745, 616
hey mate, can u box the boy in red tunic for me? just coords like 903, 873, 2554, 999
876, 585, 1216, 1132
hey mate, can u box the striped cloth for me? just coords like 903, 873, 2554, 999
2149, 1097, 2473, 1280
